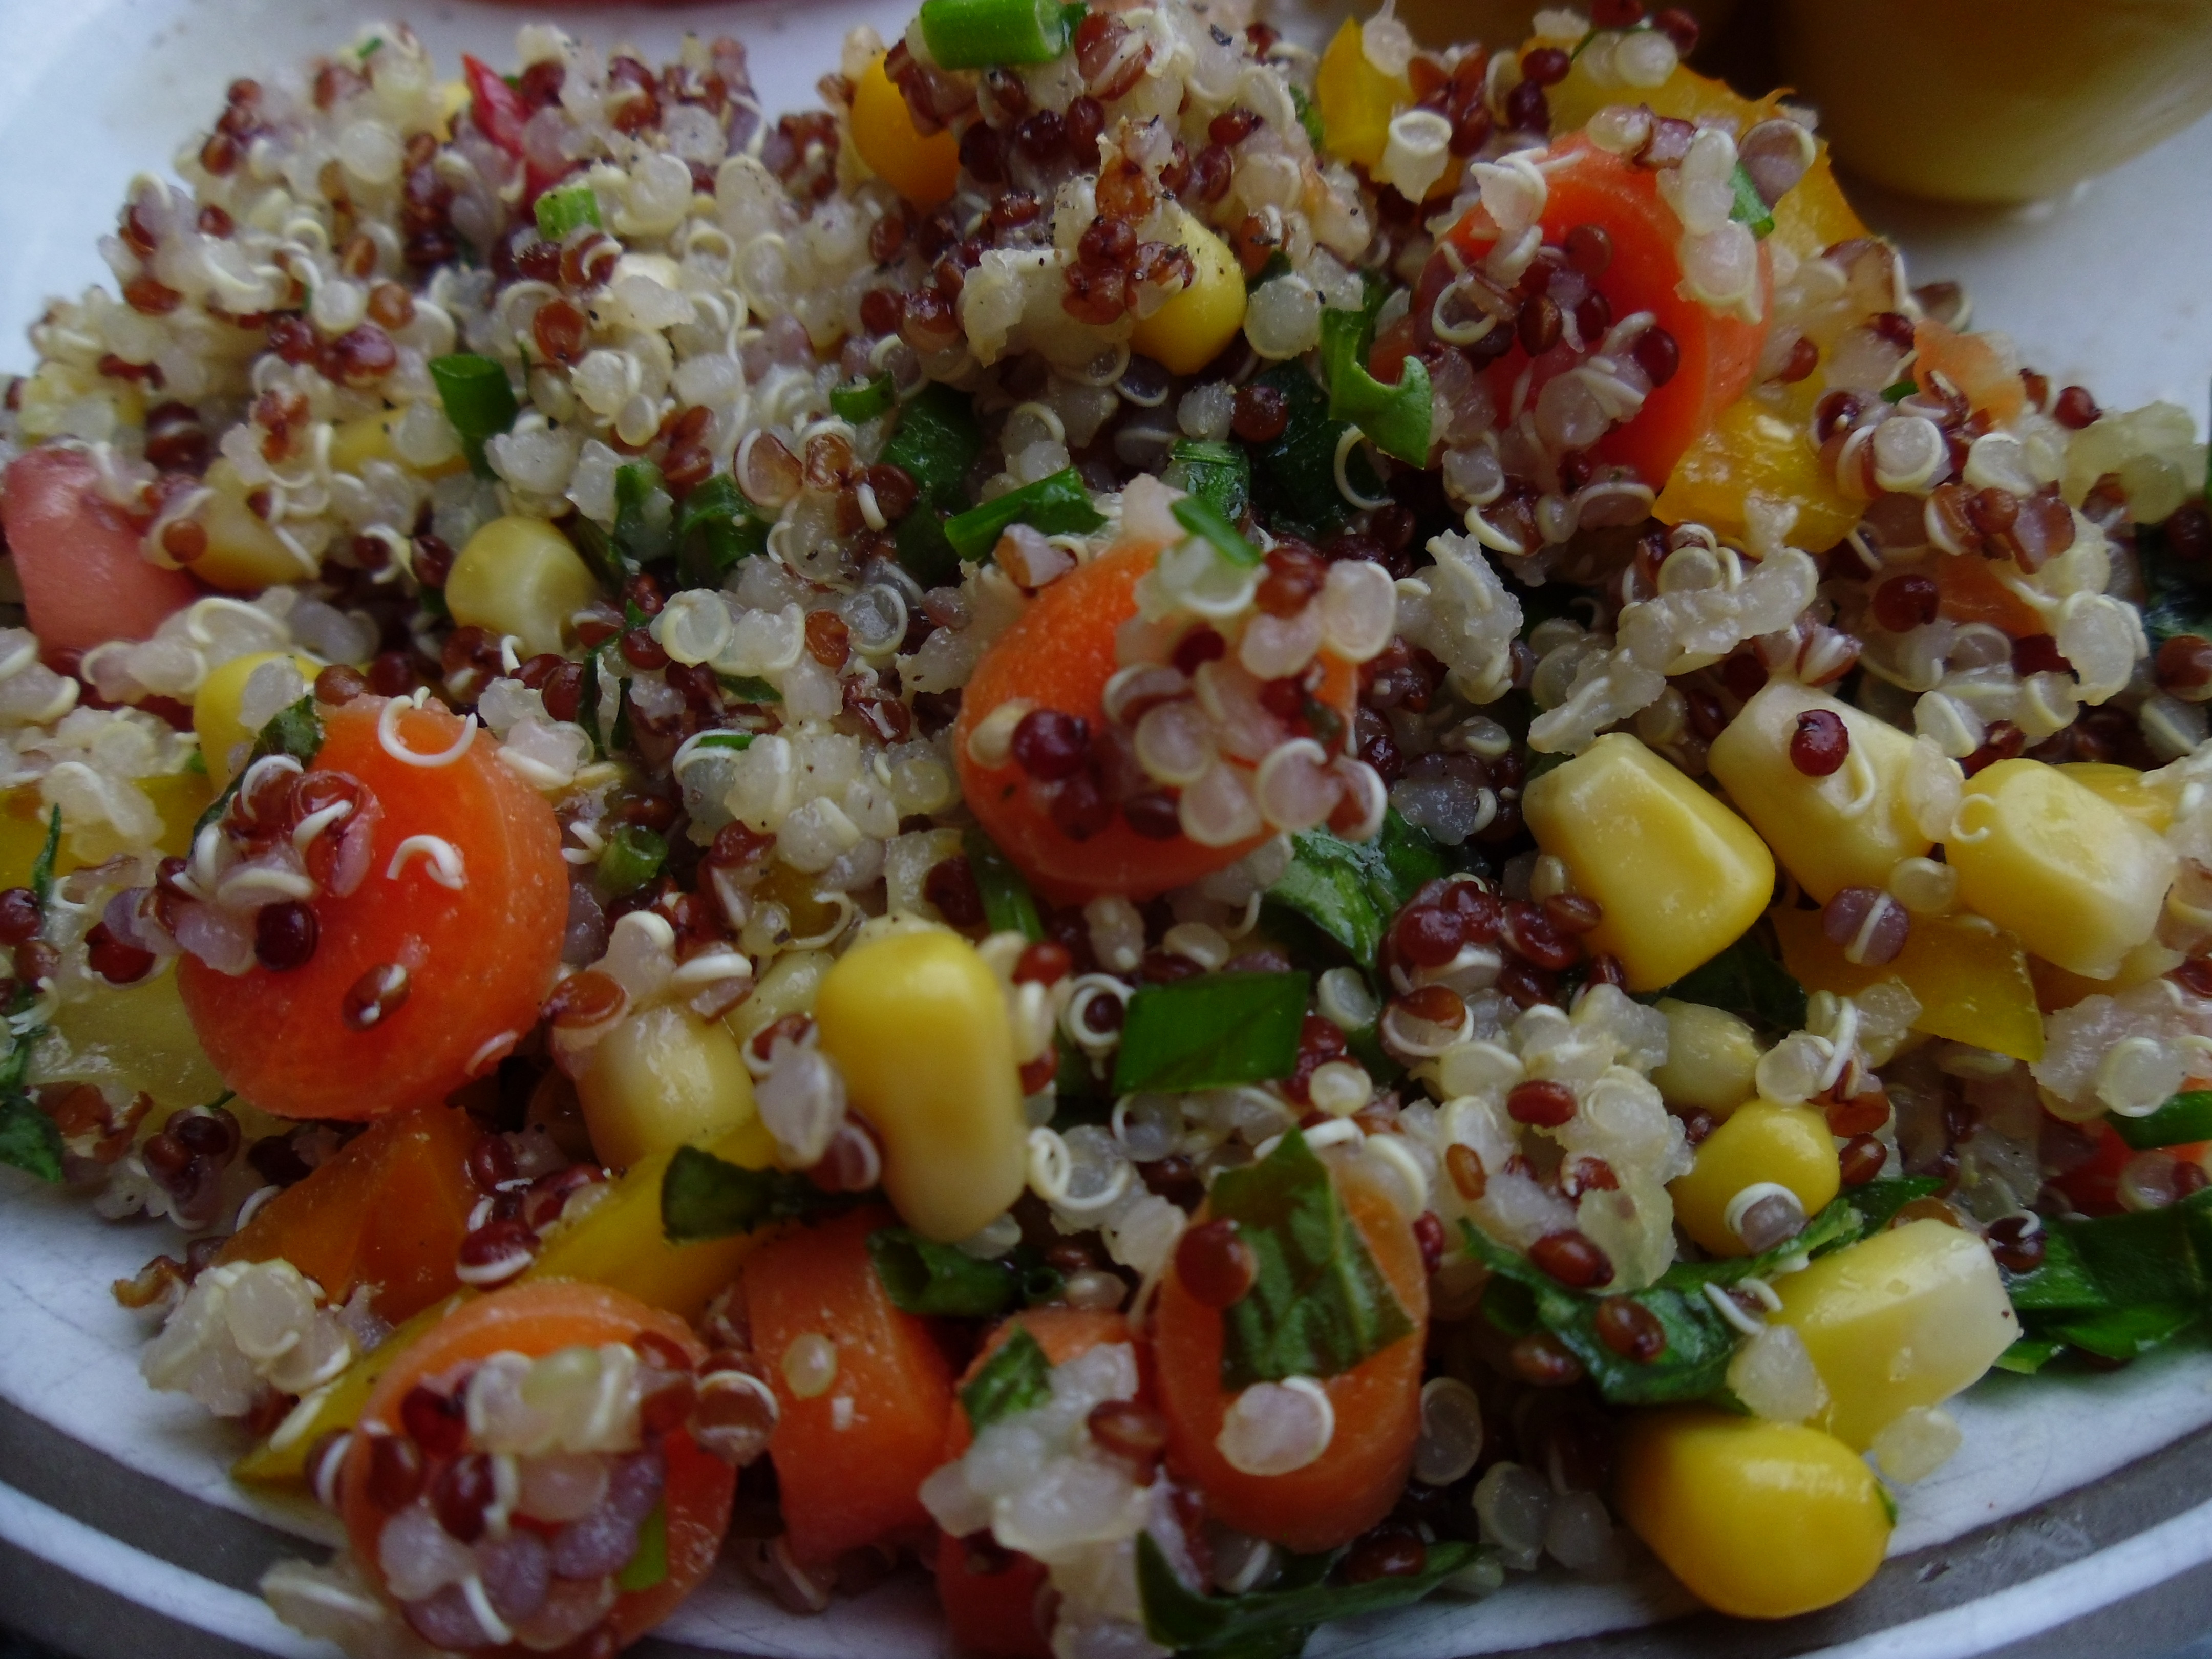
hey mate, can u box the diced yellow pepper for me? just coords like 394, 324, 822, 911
195, 652, 324, 786
1772, 1218, 2018, 1450
2059, 761, 2174, 833
576, 1003, 764, 1173
814, 926, 1027, 1242
444, 515, 602, 659
849, 52, 960, 208
1649, 998, 1764, 1117
1708, 681, 1930, 903
1615, 1408, 1890, 1619
1947, 758, 2176, 980
1315, 16, 1411, 170
0, 771, 210, 890
33, 965, 225, 1111
2031, 939, 2188, 1012
1130, 210, 1248, 376
1768, 149, 1869, 263
1772, 906, 2044, 1062
1655, 401, 1862, 556
1668, 1101, 1839, 1258
237, 1117, 782, 1484
1523, 734, 1775, 991
195, 457, 313, 592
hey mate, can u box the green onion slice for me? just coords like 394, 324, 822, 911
942, 467, 1105, 562
920, 0, 1084, 69
534, 181, 603, 242
831, 373, 897, 424
428, 354, 519, 476
1171, 494, 1261, 568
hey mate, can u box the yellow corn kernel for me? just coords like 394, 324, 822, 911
849, 52, 960, 208
1772, 1218, 2018, 1450
1523, 734, 1775, 991
237, 1117, 778, 1484
329, 408, 466, 480
1773, 906, 2044, 1063
1650, 998, 1763, 1117
1315, 16, 1412, 169
444, 515, 601, 659
195, 652, 323, 786
2059, 760, 2174, 833
1615, 1408, 1890, 1619
1708, 681, 1930, 902
1129, 210, 1248, 377
814, 926, 1026, 1242
1668, 1101, 1840, 1258
195, 457, 312, 592
726, 948, 834, 1049
576, 1003, 763, 1172
1947, 757, 2177, 980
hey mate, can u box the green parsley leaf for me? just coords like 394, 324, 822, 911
1654, 930, 1808, 1033
868, 1227, 1061, 1317
1728, 162, 1775, 238
1287, 83, 1326, 152
1265, 810, 1448, 970
831, 373, 897, 424
961, 1325, 1052, 1432
1113, 972, 1309, 1093
675, 475, 770, 584
1210, 1128, 1415, 1389
1242, 361, 1380, 541
612, 461, 673, 570
1137, 1530, 1477, 1659
1162, 439, 1251, 523
660, 1145, 848, 1242
194, 697, 324, 839
1320, 306, 1432, 465
1172, 494, 1261, 567
943, 468, 1106, 562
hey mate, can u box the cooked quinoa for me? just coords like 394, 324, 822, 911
2, 1, 2209, 1654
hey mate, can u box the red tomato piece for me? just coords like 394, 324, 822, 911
2, 446, 197, 657
179, 696, 566, 1120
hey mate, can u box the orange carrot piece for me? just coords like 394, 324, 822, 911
745, 1205, 958, 1567
180, 696, 567, 1120
1153, 1162, 1428, 1554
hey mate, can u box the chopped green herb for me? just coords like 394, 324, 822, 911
961, 1325, 1052, 1432
1266, 810, 1449, 970
675, 475, 770, 584
1320, 306, 1432, 465
0, 805, 63, 1182
194, 697, 324, 839
2112, 1091, 2212, 1151
919, 0, 1084, 67
1287, 83, 1326, 152
184, 750, 208, 776
1243, 361, 1380, 541
1172, 494, 1261, 568
1728, 162, 1775, 238
1880, 378, 1919, 403
718, 674, 782, 705
612, 461, 673, 569
831, 373, 897, 424
943, 469, 1106, 562
614, 1504, 669, 1592
963, 827, 1044, 941
882, 384, 984, 585
534, 181, 603, 242
1211, 1128, 1416, 1389
868, 1226, 1061, 1317
1162, 439, 1251, 523
660, 1145, 848, 1242
689, 731, 755, 753
428, 353, 519, 477
1137, 1530, 1477, 1659
2131, 514, 2212, 649
1113, 971, 1310, 1093
597, 825, 667, 897
1654, 930, 1808, 1033
2049, 1300, 2201, 1362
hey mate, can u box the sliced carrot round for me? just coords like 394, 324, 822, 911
1442, 136, 1770, 490
342, 1280, 731, 1650
179, 696, 566, 1120
2, 446, 197, 657
1154, 1161, 1428, 1554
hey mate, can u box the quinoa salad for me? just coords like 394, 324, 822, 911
3, 0, 2210, 1654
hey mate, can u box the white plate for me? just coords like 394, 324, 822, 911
1, 2, 2210, 1654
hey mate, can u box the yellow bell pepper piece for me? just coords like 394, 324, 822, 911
1522, 734, 1775, 992
1668, 1101, 1839, 1258
1315, 16, 1411, 170
1772, 906, 2043, 1062
1129, 210, 1248, 376
236, 1119, 782, 1485
1615, 1408, 1891, 1619
1772, 1218, 2018, 1450
1947, 758, 2176, 981
1767, 149, 1868, 263
1708, 681, 1930, 903
195, 457, 313, 592
849, 52, 960, 208
2058, 761, 2174, 833
34, 966, 225, 1111
815, 926, 1027, 1242
195, 651, 324, 786
0, 771, 210, 890
2031, 939, 2188, 1013
1655, 401, 1861, 556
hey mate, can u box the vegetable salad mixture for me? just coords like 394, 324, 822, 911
3, 0, 2210, 1653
